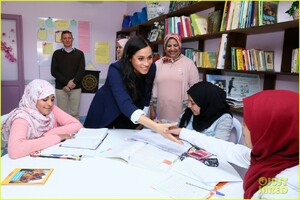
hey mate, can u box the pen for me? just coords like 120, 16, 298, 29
185, 182, 225, 196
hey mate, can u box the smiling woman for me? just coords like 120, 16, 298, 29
84, 35, 181, 143
1, 79, 83, 159
150, 33, 200, 122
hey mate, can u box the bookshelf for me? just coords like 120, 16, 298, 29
116, 1, 299, 113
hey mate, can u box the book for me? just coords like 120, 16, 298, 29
206, 74, 226, 91
99, 140, 179, 172
230, 1, 242, 30
225, 1, 235, 31
231, 47, 237, 70
262, 1, 278, 25
99, 129, 192, 172
60, 128, 108, 150
207, 10, 221, 34
225, 72, 260, 99
30, 150, 82, 161
220, 0, 229, 31
264, 51, 274, 71
190, 13, 207, 35
206, 52, 217, 68
2, 168, 53, 185
216, 34, 228, 69
291, 48, 299, 73
235, 48, 244, 70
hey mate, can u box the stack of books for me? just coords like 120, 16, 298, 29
226, 96, 243, 108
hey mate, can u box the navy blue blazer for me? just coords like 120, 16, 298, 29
84, 61, 156, 128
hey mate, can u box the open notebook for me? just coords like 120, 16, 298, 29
60, 128, 108, 150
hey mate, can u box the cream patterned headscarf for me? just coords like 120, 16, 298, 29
2, 79, 55, 142
117, 38, 129, 48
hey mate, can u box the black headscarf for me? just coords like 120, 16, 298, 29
179, 81, 232, 131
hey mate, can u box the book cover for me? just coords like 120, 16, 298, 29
206, 52, 217, 68
225, 72, 260, 99
262, 1, 278, 25
2, 168, 53, 185
264, 51, 274, 71
207, 10, 221, 34
189, 14, 207, 35
206, 74, 226, 91
30, 150, 82, 161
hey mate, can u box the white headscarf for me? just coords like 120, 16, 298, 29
2, 79, 55, 142
117, 38, 128, 48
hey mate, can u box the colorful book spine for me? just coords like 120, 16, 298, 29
220, 0, 229, 32
235, 48, 244, 70
216, 34, 228, 69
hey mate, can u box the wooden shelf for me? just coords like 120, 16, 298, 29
117, 1, 299, 115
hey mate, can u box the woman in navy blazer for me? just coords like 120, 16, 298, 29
84, 36, 179, 143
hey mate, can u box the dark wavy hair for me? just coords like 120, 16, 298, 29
120, 35, 153, 102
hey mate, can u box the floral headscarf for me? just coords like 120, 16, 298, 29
2, 79, 55, 142
162, 33, 183, 63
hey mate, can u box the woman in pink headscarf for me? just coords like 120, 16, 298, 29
150, 33, 199, 121
167, 90, 299, 198
2, 79, 83, 159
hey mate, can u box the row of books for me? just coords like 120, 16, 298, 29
291, 48, 299, 73
181, 48, 217, 69
164, 14, 207, 38
231, 47, 274, 72
220, 0, 278, 31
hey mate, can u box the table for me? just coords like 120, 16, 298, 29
1, 129, 244, 199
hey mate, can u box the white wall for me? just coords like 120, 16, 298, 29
1, 1, 127, 116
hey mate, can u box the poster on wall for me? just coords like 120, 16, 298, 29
37, 17, 91, 82
81, 70, 100, 93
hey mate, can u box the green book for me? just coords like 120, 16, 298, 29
207, 10, 221, 33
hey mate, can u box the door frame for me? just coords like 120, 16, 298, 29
1, 14, 24, 114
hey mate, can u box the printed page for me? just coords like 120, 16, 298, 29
173, 157, 242, 183
129, 129, 192, 156
98, 140, 146, 161
128, 144, 179, 172
152, 173, 216, 198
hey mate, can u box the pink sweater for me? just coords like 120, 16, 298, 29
7, 105, 83, 159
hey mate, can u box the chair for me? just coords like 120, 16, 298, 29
232, 117, 242, 144
1, 114, 10, 156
